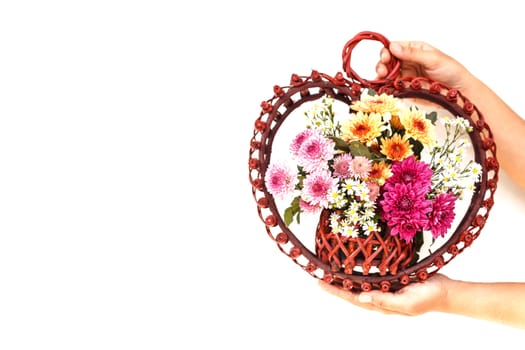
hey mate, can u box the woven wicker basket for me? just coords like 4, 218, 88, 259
315, 208, 415, 276
248, 31, 498, 292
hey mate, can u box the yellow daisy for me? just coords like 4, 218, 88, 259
341, 111, 385, 145
380, 133, 413, 161
351, 93, 401, 116
400, 107, 436, 146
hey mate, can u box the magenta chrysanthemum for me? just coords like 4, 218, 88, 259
264, 162, 297, 200
386, 155, 432, 190
332, 153, 353, 178
428, 192, 456, 238
302, 170, 336, 207
389, 219, 424, 242
296, 130, 335, 173
380, 182, 431, 241
290, 129, 316, 157
351, 156, 372, 179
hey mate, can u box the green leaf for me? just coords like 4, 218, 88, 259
284, 207, 295, 226
284, 197, 301, 226
348, 141, 373, 158
290, 196, 300, 209
410, 231, 425, 265
426, 111, 438, 124
409, 138, 424, 158
330, 136, 350, 152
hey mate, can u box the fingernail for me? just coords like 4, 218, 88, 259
390, 42, 403, 55
358, 293, 372, 303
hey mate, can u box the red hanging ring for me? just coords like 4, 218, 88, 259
342, 31, 401, 88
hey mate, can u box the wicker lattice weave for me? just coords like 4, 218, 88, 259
248, 31, 499, 292
315, 209, 415, 277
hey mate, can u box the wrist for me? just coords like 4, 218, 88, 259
457, 73, 487, 105
434, 275, 461, 314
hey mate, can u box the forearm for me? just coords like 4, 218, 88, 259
441, 279, 525, 329
460, 74, 525, 189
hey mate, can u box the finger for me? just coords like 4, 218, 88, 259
318, 280, 359, 303
380, 47, 391, 64
375, 62, 388, 79
391, 41, 435, 55
389, 41, 440, 70
351, 291, 405, 315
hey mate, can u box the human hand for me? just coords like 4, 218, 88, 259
318, 273, 452, 316
376, 41, 472, 92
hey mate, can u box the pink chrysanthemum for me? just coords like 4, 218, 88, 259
332, 153, 353, 179
380, 182, 431, 242
290, 129, 316, 157
299, 198, 321, 214
264, 162, 297, 200
302, 170, 336, 208
428, 192, 456, 238
297, 130, 335, 173
386, 156, 432, 191
351, 156, 372, 179
366, 181, 380, 202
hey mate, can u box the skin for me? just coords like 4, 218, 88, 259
319, 41, 525, 330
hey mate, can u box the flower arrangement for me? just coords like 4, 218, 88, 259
264, 90, 482, 262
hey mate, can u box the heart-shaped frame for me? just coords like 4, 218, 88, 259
248, 31, 498, 292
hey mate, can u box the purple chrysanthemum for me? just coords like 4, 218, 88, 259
428, 192, 456, 238
301, 170, 336, 208
264, 162, 297, 200
386, 155, 432, 191
380, 182, 431, 242
296, 130, 335, 173
332, 153, 353, 178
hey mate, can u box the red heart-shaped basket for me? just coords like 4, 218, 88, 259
248, 31, 498, 292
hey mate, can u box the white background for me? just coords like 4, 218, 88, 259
1, 0, 524, 349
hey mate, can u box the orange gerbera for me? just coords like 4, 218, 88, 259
389, 114, 404, 130
340, 111, 385, 145
380, 133, 413, 161
400, 107, 436, 146
367, 161, 392, 186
